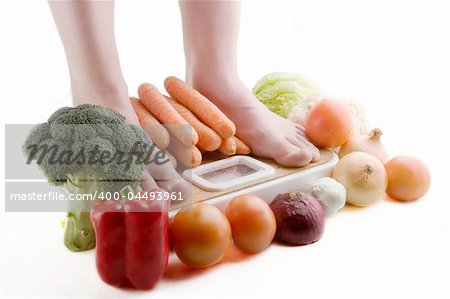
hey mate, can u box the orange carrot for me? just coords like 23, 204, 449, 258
138, 83, 199, 146
233, 136, 251, 155
130, 97, 170, 149
190, 145, 202, 168
170, 144, 202, 168
167, 132, 202, 168
218, 137, 237, 156
165, 96, 222, 152
164, 76, 236, 139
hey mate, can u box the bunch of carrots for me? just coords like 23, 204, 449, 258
131, 76, 251, 168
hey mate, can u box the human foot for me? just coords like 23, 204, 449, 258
71, 80, 191, 199
187, 74, 320, 167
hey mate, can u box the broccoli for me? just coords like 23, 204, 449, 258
23, 104, 151, 252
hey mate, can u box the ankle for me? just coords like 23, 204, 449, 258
71, 76, 128, 105
187, 65, 239, 89
186, 55, 238, 83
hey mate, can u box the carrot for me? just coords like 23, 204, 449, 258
233, 136, 251, 155
170, 142, 202, 168
218, 137, 237, 156
168, 133, 202, 168
165, 96, 222, 152
130, 97, 170, 149
164, 76, 236, 139
138, 83, 199, 146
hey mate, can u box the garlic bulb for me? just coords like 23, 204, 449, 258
309, 177, 346, 217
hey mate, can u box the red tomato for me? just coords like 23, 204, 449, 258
305, 99, 352, 148
385, 156, 430, 202
170, 203, 231, 267
226, 195, 276, 254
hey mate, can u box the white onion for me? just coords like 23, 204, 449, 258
332, 151, 387, 207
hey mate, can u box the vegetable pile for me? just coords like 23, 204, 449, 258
22, 71, 431, 292
131, 76, 251, 168
254, 72, 431, 206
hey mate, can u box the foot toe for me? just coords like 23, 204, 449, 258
288, 136, 320, 162
275, 142, 313, 167
296, 130, 306, 138
301, 138, 320, 162
287, 136, 307, 149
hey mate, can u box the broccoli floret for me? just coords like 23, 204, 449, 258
23, 104, 151, 252
35, 138, 74, 186
49, 104, 125, 125
23, 123, 52, 157
47, 106, 73, 123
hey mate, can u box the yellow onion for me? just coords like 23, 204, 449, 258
339, 128, 389, 163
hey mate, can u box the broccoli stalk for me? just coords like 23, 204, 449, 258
23, 104, 150, 252
63, 173, 98, 251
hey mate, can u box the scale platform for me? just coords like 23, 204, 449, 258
169, 149, 338, 216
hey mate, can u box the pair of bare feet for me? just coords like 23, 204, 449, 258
50, 0, 319, 199
72, 72, 319, 197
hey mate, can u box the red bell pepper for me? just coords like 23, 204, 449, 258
91, 188, 169, 290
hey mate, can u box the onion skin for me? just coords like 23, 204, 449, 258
170, 203, 231, 268
225, 195, 276, 254
305, 98, 353, 148
332, 151, 387, 207
385, 156, 430, 202
269, 191, 325, 246
339, 128, 389, 164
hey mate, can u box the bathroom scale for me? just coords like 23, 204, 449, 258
169, 149, 338, 216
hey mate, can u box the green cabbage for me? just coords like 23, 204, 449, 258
252, 72, 321, 118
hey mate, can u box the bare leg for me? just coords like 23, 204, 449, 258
179, 0, 319, 167
49, 1, 189, 195
48, 1, 138, 121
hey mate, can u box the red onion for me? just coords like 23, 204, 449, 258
269, 191, 325, 245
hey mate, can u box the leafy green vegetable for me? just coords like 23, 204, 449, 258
252, 72, 321, 118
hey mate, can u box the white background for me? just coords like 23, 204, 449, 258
1, 0, 449, 298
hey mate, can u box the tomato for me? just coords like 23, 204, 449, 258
385, 156, 430, 202
305, 98, 352, 148
170, 203, 231, 267
225, 195, 276, 254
